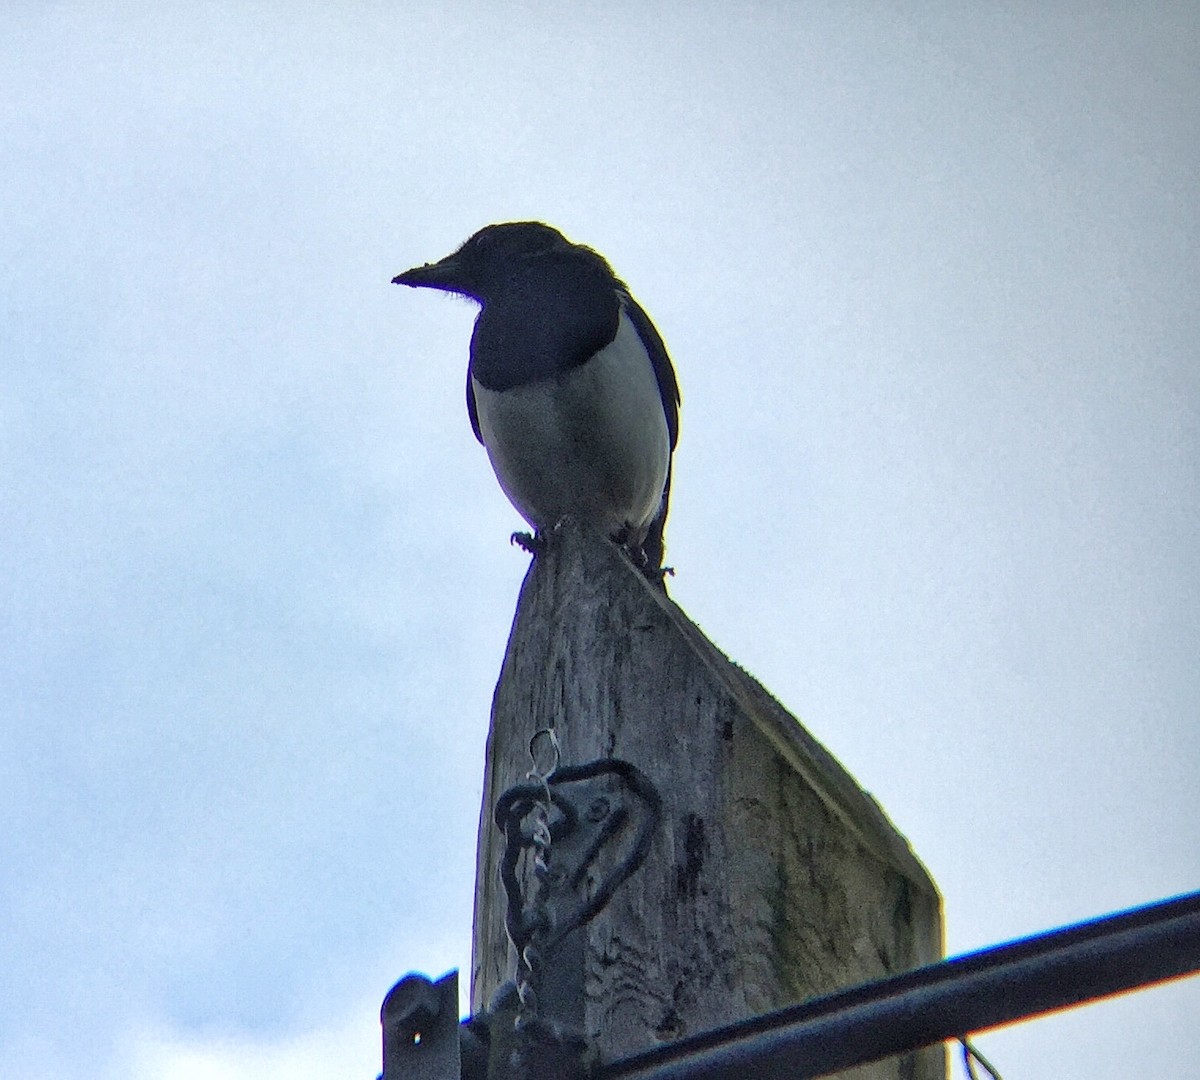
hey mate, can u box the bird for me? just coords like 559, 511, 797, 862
392, 221, 680, 586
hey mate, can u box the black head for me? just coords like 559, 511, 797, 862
391, 221, 611, 304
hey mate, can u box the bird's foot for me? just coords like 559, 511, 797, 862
510, 530, 545, 554
612, 523, 642, 560
613, 527, 672, 593
641, 562, 674, 593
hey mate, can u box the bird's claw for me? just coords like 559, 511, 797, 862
510, 530, 544, 554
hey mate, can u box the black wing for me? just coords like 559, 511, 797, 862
616, 286, 679, 582
618, 288, 680, 449
466, 368, 483, 444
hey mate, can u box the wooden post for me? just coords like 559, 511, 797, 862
472, 522, 945, 1079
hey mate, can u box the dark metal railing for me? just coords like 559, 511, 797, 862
598, 888, 1200, 1080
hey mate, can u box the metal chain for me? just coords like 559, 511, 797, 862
514, 727, 561, 1028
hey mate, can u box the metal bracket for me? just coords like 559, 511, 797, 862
488, 757, 662, 1078
380, 971, 461, 1080
495, 757, 662, 977
377, 756, 662, 1080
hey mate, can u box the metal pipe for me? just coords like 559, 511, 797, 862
601, 889, 1200, 1080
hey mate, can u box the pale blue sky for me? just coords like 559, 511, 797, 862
2, 4, 1197, 1078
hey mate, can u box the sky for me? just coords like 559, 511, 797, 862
2, 3, 1197, 1078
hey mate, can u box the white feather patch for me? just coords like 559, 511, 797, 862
471, 309, 670, 541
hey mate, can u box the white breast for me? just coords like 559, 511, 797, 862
471, 309, 671, 542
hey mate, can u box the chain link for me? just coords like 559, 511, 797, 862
514, 727, 561, 1028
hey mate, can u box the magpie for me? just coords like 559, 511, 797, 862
392, 222, 680, 585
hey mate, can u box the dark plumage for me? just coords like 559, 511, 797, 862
393, 221, 680, 582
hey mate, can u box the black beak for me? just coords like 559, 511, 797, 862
391, 253, 467, 291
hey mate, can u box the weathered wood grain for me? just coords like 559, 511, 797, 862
472, 522, 945, 1079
